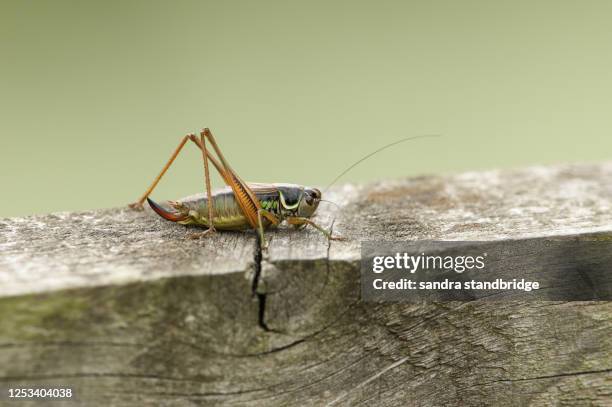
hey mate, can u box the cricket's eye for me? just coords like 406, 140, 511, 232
305, 194, 314, 205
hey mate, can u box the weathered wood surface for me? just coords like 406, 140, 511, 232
1, 163, 611, 406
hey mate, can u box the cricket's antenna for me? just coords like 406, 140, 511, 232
323, 134, 441, 193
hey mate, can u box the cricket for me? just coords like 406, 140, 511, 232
129, 128, 435, 248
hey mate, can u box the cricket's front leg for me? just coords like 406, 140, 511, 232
286, 217, 346, 241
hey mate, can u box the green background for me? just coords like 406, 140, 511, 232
2, 1, 611, 217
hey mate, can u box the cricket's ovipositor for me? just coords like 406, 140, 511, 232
129, 128, 436, 248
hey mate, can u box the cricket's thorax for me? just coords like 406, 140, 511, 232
169, 183, 318, 231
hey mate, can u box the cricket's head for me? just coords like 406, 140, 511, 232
296, 187, 321, 218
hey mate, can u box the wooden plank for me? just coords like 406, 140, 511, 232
1, 163, 611, 406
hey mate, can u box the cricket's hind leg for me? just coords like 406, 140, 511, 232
184, 131, 222, 240
129, 133, 202, 210
198, 130, 216, 235
129, 131, 222, 237
199, 128, 282, 249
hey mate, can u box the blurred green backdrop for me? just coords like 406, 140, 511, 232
1, 0, 611, 217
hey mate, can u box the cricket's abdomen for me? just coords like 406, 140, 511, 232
178, 188, 279, 230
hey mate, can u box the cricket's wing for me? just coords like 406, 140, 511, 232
247, 183, 280, 194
